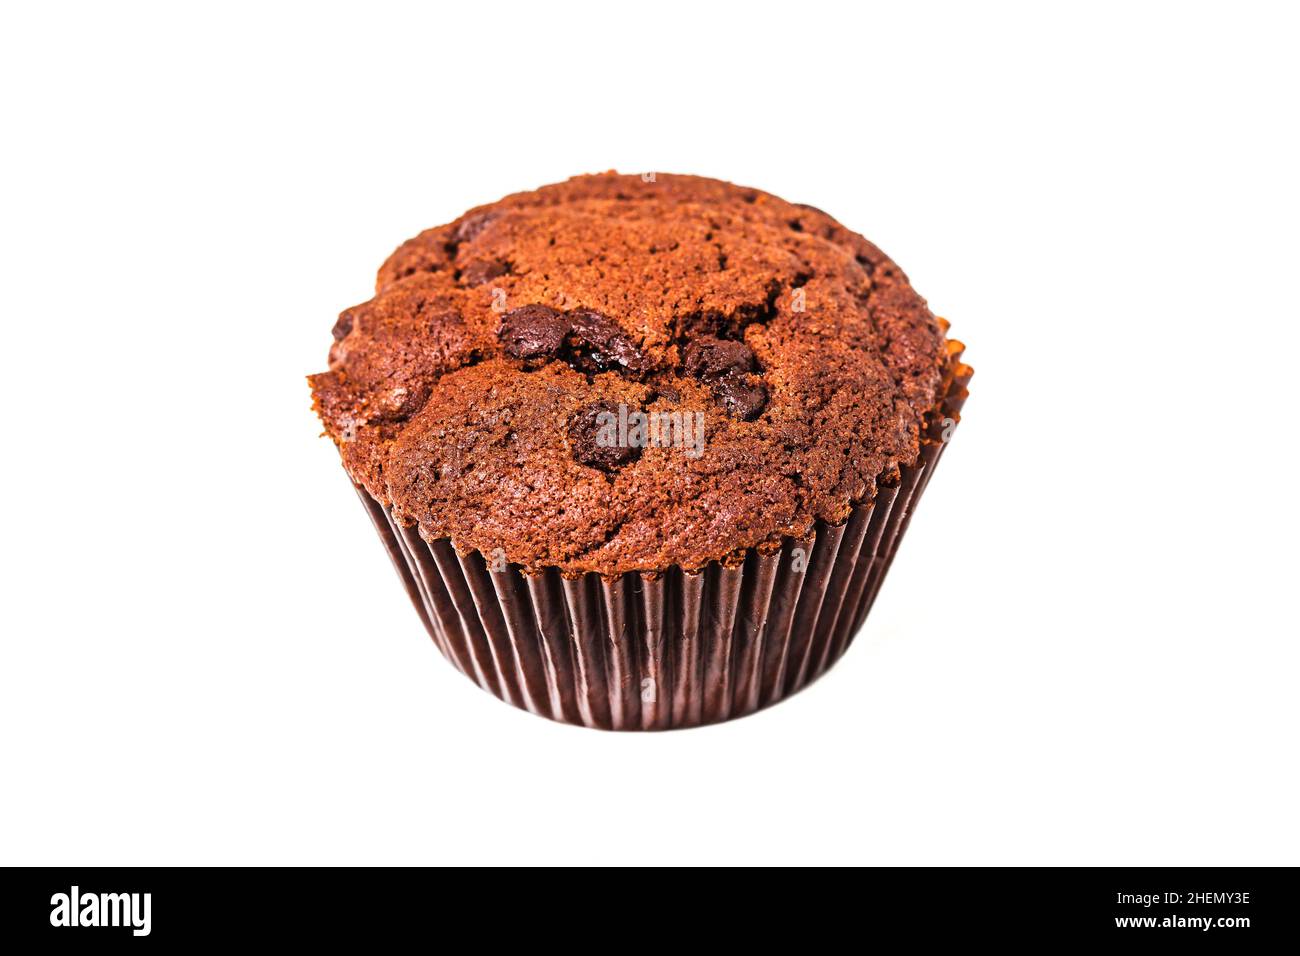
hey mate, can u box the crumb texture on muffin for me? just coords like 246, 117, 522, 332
310, 172, 950, 575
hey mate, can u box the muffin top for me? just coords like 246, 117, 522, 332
310, 172, 951, 576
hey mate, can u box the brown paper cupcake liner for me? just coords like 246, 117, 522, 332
353, 345, 970, 731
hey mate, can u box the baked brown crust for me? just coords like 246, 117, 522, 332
310, 172, 950, 576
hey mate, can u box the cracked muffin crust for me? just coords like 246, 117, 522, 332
309, 172, 951, 576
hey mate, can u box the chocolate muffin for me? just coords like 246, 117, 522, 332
309, 172, 971, 729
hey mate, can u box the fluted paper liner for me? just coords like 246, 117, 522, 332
352, 346, 970, 730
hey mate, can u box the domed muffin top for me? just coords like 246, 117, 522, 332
310, 172, 951, 576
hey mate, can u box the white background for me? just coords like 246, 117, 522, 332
2, 1, 1296, 866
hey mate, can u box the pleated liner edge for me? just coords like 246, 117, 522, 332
352, 348, 970, 730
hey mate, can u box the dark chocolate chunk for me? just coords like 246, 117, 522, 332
460, 259, 510, 287
565, 308, 648, 377
365, 381, 432, 424
451, 212, 496, 246
711, 372, 768, 421
567, 400, 641, 471
682, 336, 765, 419
682, 337, 755, 378
331, 311, 355, 341
499, 305, 570, 360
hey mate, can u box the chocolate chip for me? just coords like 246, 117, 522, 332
366, 382, 431, 424
682, 338, 755, 378
499, 305, 649, 378
331, 311, 355, 341
568, 401, 641, 471
711, 372, 768, 421
681, 336, 766, 419
566, 308, 648, 377
646, 385, 680, 403
451, 212, 496, 246
499, 305, 570, 360
460, 259, 510, 287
